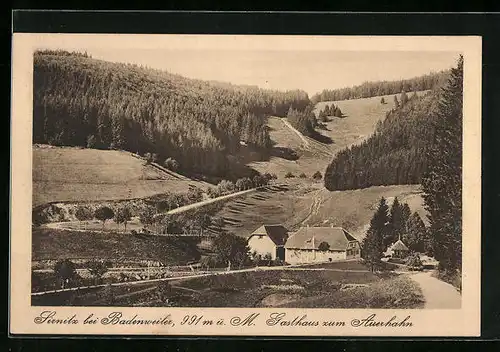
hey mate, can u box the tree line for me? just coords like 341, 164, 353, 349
33, 50, 310, 178
360, 56, 463, 280
324, 89, 439, 191
311, 70, 450, 103
362, 196, 429, 271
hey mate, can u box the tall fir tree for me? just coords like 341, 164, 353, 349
421, 55, 463, 273
401, 91, 409, 105
405, 212, 427, 253
362, 197, 389, 271
394, 95, 400, 108
387, 197, 405, 247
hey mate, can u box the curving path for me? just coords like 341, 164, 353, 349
409, 271, 461, 309
281, 118, 310, 148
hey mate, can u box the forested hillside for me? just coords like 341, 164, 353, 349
312, 71, 449, 103
33, 50, 310, 178
324, 89, 440, 191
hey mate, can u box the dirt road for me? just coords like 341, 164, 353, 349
281, 118, 310, 148
409, 271, 461, 309
166, 187, 257, 215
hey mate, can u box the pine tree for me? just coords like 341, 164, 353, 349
334, 106, 342, 117
324, 105, 331, 116
401, 91, 409, 105
394, 95, 400, 108
405, 212, 427, 253
421, 55, 463, 273
362, 197, 389, 271
387, 197, 405, 247
401, 203, 412, 226
111, 116, 125, 149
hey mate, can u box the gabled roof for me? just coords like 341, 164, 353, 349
285, 227, 358, 250
249, 224, 289, 246
391, 239, 409, 251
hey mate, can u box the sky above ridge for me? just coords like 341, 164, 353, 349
36, 35, 459, 96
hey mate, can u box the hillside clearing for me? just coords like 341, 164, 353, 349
314, 91, 429, 154
249, 93, 428, 178
33, 146, 210, 206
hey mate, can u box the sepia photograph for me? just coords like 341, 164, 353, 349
10, 34, 481, 336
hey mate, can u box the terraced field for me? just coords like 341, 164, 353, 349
211, 181, 425, 240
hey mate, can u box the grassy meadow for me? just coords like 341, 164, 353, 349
33, 145, 210, 206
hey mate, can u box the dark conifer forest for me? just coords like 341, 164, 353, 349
311, 70, 449, 103
33, 50, 310, 177
324, 89, 441, 191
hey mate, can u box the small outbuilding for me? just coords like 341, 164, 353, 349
389, 238, 410, 259
247, 225, 289, 261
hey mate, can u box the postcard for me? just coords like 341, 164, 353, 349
10, 33, 481, 336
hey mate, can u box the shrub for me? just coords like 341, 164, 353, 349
299, 173, 307, 178
152, 153, 160, 163
74, 205, 93, 227
85, 259, 110, 285
101, 283, 116, 305
156, 281, 173, 304
164, 157, 179, 171
318, 241, 330, 251
217, 180, 235, 195
114, 206, 132, 231
284, 172, 295, 178
312, 171, 322, 180
53, 259, 77, 288
252, 175, 264, 187
94, 206, 114, 229
86, 134, 98, 148
405, 254, 423, 271
207, 186, 221, 199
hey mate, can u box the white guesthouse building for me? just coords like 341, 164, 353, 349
284, 226, 361, 264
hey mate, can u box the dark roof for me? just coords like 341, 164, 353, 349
285, 227, 358, 250
391, 239, 409, 251
249, 225, 289, 246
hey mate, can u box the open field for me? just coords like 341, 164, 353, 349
313, 91, 429, 154
33, 145, 210, 206
32, 228, 200, 263
213, 181, 424, 239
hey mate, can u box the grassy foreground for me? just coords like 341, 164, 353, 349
281, 275, 424, 309
49, 260, 424, 309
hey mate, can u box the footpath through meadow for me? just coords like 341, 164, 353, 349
409, 271, 461, 309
